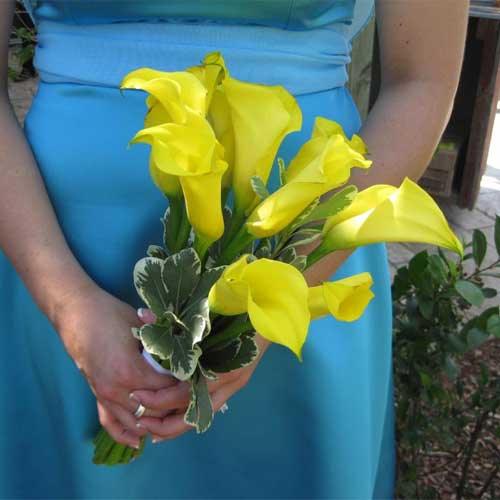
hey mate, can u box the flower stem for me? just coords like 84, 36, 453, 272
305, 243, 331, 269
216, 226, 254, 265
173, 206, 191, 252
202, 318, 254, 350
92, 428, 145, 466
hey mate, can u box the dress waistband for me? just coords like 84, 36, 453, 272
33, 20, 353, 95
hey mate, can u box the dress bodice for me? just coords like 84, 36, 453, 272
22, 0, 374, 37
21, 0, 374, 95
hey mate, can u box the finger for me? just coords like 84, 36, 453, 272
137, 307, 157, 324
140, 411, 194, 442
211, 382, 238, 413
103, 399, 149, 437
205, 371, 240, 393
148, 383, 236, 443
131, 382, 191, 412
129, 351, 180, 391
97, 401, 140, 449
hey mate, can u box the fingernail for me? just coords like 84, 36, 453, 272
137, 308, 145, 319
129, 392, 140, 403
136, 422, 144, 428
133, 442, 140, 449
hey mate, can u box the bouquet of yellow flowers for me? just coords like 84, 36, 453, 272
92, 52, 463, 465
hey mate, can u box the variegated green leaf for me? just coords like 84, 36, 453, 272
278, 157, 286, 186
184, 314, 207, 345
134, 257, 172, 317
278, 246, 297, 264
162, 248, 201, 314
301, 185, 357, 225
198, 363, 219, 381
289, 198, 320, 231
202, 332, 259, 373
139, 322, 174, 361
254, 238, 273, 259
147, 245, 168, 259
250, 175, 270, 200
185, 267, 225, 311
290, 255, 307, 271
169, 340, 202, 381
184, 369, 214, 433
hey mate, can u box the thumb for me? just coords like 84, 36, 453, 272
137, 307, 157, 324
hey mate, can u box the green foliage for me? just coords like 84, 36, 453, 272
8, 4, 37, 82
393, 219, 500, 498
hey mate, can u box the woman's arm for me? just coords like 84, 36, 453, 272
0, 0, 176, 447
304, 0, 470, 286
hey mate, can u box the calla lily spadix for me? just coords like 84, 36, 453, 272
129, 112, 228, 244
208, 255, 310, 361
245, 118, 372, 238
308, 272, 375, 322
307, 177, 464, 266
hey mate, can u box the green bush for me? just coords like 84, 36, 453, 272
8, 2, 37, 81
393, 216, 500, 499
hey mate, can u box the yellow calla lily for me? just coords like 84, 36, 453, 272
188, 52, 302, 213
224, 79, 302, 213
318, 177, 464, 257
311, 116, 369, 156
208, 255, 310, 360
245, 119, 372, 238
308, 272, 375, 321
130, 112, 228, 243
120, 67, 207, 126
187, 51, 227, 114
148, 154, 181, 199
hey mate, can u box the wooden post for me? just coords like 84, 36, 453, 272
458, 18, 500, 208
346, 16, 376, 122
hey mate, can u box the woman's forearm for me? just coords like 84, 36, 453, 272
303, 79, 457, 286
0, 97, 96, 323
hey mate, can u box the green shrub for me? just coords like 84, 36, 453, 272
393, 216, 500, 499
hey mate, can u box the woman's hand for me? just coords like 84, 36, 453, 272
130, 309, 271, 443
52, 283, 179, 449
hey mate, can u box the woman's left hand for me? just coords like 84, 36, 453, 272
131, 308, 271, 443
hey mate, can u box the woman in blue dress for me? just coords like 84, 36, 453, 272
0, 1, 468, 498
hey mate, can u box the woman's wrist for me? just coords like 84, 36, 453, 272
27, 253, 99, 330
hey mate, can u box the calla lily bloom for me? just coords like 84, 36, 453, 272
189, 52, 302, 213
120, 68, 207, 127
130, 112, 228, 243
208, 255, 310, 360
148, 154, 181, 199
245, 118, 372, 237
315, 177, 464, 259
308, 272, 375, 321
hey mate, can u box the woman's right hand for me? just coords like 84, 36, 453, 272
52, 282, 179, 449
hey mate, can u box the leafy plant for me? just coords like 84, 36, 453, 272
8, 2, 37, 82
393, 215, 500, 499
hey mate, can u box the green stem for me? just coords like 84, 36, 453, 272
92, 428, 145, 466
216, 226, 254, 266
173, 206, 191, 252
304, 243, 332, 269
193, 236, 211, 262
202, 318, 254, 350
222, 208, 247, 251
165, 196, 183, 253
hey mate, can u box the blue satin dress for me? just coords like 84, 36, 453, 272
2, 1, 395, 498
